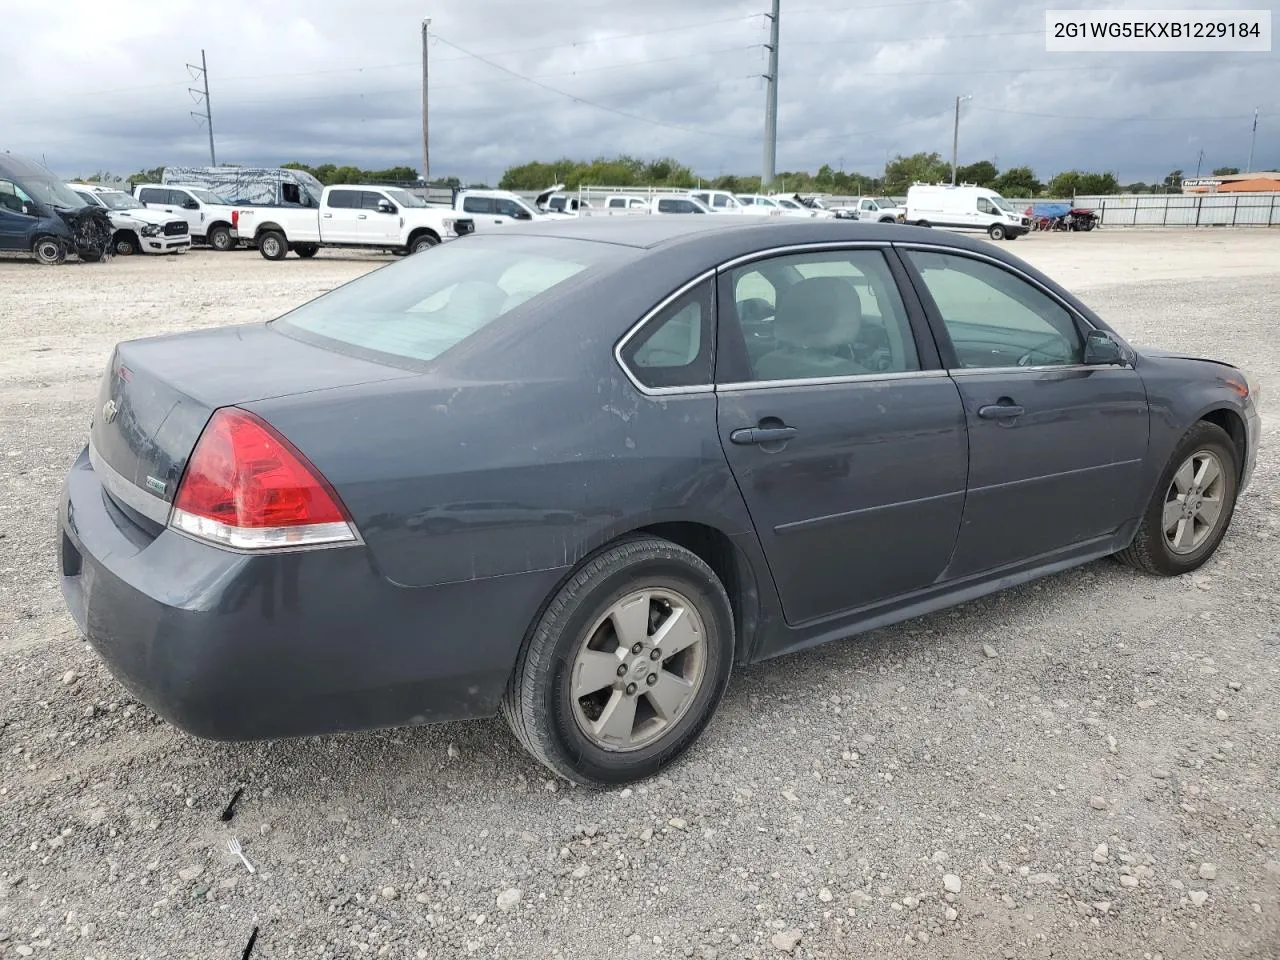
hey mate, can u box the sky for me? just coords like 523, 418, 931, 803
1, 0, 1275, 186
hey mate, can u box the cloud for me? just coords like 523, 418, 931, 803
1, 0, 1274, 183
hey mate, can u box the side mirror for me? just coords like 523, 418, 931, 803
1084, 330, 1128, 366
377, 200, 395, 214
21, 203, 37, 217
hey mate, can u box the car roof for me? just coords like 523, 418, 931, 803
0, 152, 57, 179
492, 215, 956, 251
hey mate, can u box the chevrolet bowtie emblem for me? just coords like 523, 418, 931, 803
102, 399, 118, 424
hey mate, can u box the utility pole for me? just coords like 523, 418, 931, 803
1195, 148, 1204, 178
187, 49, 216, 165
1246, 107, 1258, 172
761, 0, 780, 188
421, 18, 431, 184
950, 94, 972, 185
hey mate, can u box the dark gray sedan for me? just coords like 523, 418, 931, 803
58, 217, 1261, 785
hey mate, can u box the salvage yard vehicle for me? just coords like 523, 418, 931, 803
67, 183, 191, 256
849, 196, 907, 223
906, 183, 1030, 239
161, 164, 323, 208
0, 153, 113, 264
448, 188, 572, 231
58, 218, 1261, 786
134, 183, 240, 250
235, 184, 474, 259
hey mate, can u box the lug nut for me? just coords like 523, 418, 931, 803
649, 648, 661, 661
625, 682, 637, 695
631, 642, 644, 655
646, 674, 658, 686
616, 664, 628, 677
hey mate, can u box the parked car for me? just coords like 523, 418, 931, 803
736, 194, 809, 218
234, 184, 474, 259
0, 153, 114, 264
769, 194, 835, 218
67, 183, 191, 256
650, 196, 712, 214
849, 196, 906, 223
58, 218, 1260, 786
450, 188, 572, 231
134, 183, 241, 250
906, 184, 1030, 239
598, 195, 650, 213
688, 189, 768, 214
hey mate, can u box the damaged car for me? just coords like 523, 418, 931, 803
0, 152, 114, 264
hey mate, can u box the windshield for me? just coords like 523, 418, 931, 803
872, 198, 895, 207
991, 194, 1015, 213
384, 187, 426, 208
185, 187, 232, 205
21, 177, 86, 209
776, 198, 801, 209
95, 191, 145, 211
273, 235, 619, 364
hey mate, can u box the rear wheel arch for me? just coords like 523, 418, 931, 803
253, 222, 285, 239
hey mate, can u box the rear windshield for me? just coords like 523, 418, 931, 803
272, 235, 618, 364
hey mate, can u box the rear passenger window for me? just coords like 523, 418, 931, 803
138, 188, 165, 204
463, 196, 494, 215
619, 280, 713, 390
327, 190, 359, 209
723, 249, 919, 382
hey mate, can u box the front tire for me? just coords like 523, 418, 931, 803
114, 231, 139, 256
1116, 421, 1239, 576
32, 237, 66, 265
988, 223, 1006, 240
258, 230, 287, 261
409, 232, 439, 254
502, 536, 734, 786
206, 224, 233, 251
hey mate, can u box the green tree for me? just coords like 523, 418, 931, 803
1211, 166, 1239, 176
1163, 169, 1184, 192
1045, 170, 1081, 197
992, 166, 1042, 197
955, 160, 998, 187
128, 165, 165, 185
882, 152, 951, 194
1075, 172, 1120, 195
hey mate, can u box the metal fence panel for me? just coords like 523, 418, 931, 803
1074, 193, 1278, 227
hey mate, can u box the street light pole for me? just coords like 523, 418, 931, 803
951, 94, 972, 185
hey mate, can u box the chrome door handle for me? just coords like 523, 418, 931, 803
357, 214, 368, 220
977, 402, 1025, 420
730, 425, 798, 445
322, 213, 333, 218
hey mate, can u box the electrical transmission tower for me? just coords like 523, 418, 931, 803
188, 50, 216, 165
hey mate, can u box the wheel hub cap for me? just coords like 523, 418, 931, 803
1162, 449, 1226, 555
570, 588, 707, 752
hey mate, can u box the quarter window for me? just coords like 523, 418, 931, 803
722, 249, 920, 382
619, 279, 713, 390
905, 251, 1084, 368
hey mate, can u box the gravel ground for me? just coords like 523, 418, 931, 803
0, 232, 1277, 960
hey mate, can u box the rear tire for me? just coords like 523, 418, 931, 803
32, 237, 66, 265
916, 220, 932, 228
294, 244, 319, 258
207, 224, 233, 251
258, 231, 288, 261
502, 536, 734, 786
1116, 421, 1239, 576
988, 223, 1006, 240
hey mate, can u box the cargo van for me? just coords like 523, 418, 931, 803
905, 184, 1030, 240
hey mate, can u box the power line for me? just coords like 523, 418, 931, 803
971, 105, 1277, 122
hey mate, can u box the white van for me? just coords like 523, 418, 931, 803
905, 184, 1030, 240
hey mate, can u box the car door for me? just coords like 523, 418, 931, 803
714, 245, 969, 625
461, 195, 499, 230
858, 199, 876, 220
360, 191, 400, 244
161, 188, 206, 236
900, 247, 1149, 577
320, 189, 362, 243
0, 179, 37, 251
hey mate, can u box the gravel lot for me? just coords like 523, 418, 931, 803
0, 231, 1277, 960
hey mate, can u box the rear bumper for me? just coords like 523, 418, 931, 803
58, 447, 559, 741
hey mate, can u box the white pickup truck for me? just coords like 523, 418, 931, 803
447, 189, 572, 231
234, 184, 474, 259
67, 183, 191, 255
134, 183, 241, 250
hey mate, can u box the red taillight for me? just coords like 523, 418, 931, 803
170, 408, 355, 550
231, 210, 239, 229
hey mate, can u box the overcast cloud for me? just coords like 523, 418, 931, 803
1, 0, 1275, 184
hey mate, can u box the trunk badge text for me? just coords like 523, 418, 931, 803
145, 476, 167, 497
102, 400, 118, 424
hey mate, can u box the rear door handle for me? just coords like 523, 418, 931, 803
730, 426, 798, 445
977, 403, 1025, 420
322, 213, 333, 218
357, 214, 368, 220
